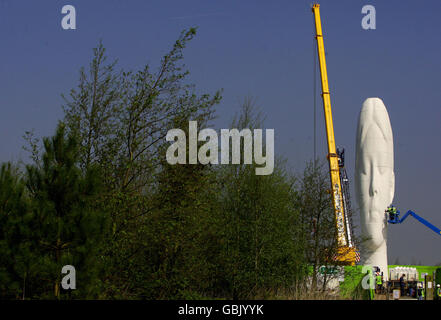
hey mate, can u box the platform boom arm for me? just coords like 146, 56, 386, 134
390, 210, 441, 236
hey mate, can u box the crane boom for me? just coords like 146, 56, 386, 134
312, 4, 356, 265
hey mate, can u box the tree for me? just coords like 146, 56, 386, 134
62, 41, 122, 172
60, 29, 222, 298
7, 29, 336, 300
62, 29, 221, 192
0, 163, 35, 299
25, 124, 108, 299
296, 160, 341, 293
214, 99, 307, 299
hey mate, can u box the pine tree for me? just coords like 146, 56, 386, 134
25, 124, 108, 299
0, 163, 34, 299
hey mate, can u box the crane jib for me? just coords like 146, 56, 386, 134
312, 4, 356, 263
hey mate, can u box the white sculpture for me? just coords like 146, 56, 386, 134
355, 98, 394, 279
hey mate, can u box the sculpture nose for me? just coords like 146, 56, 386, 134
369, 168, 379, 197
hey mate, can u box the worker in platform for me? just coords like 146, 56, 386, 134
399, 274, 406, 296
376, 272, 383, 294
409, 285, 416, 298
386, 205, 398, 221
437, 284, 441, 300
417, 283, 424, 300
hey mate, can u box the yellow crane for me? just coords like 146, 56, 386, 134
312, 3, 357, 265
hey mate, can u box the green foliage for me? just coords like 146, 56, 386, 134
0, 163, 32, 299
26, 124, 108, 298
211, 101, 308, 299
0, 125, 108, 299
1, 28, 361, 300
294, 160, 342, 291
339, 266, 371, 300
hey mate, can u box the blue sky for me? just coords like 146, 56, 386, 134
0, 0, 440, 265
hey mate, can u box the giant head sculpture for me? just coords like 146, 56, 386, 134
355, 98, 394, 278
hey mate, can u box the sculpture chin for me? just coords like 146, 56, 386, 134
363, 222, 387, 252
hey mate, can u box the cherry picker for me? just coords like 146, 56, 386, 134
387, 206, 441, 236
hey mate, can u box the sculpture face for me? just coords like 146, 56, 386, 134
355, 98, 394, 275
